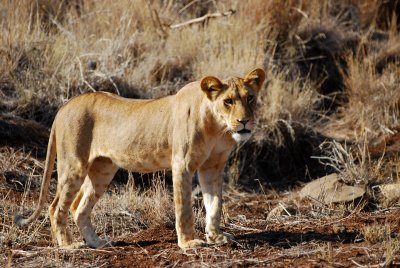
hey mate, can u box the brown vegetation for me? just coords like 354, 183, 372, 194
1, 0, 400, 266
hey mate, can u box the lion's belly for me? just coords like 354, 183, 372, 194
110, 149, 172, 173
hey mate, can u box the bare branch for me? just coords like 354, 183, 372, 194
170, 9, 235, 29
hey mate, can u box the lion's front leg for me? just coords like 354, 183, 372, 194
172, 159, 206, 249
198, 158, 234, 245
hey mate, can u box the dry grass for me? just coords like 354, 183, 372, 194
1, 0, 398, 141
362, 223, 391, 244
1, 0, 267, 124
94, 174, 174, 238
254, 73, 321, 146
1, 174, 174, 246
324, 54, 400, 141
361, 222, 400, 265
315, 139, 385, 185
0, 147, 44, 193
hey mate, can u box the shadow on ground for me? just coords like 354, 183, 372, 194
234, 230, 358, 250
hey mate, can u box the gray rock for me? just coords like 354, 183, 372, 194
299, 173, 365, 204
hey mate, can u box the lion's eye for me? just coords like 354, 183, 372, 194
224, 99, 233, 106
247, 95, 254, 103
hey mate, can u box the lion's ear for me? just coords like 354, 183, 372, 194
244, 68, 266, 92
200, 76, 224, 100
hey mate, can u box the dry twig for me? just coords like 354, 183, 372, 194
170, 9, 235, 29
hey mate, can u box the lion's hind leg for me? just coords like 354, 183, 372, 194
48, 161, 87, 248
71, 157, 118, 248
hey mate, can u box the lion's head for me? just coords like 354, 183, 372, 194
200, 68, 266, 143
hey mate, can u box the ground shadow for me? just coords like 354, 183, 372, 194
114, 229, 358, 250
234, 230, 358, 250
114, 239, 176, 248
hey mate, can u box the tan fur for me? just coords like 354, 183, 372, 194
15, 68, 266, 249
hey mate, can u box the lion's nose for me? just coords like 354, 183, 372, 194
237, 119, 249, 126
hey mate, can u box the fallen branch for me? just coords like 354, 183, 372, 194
170, 9, 235, 29
11, 249, 41, 258
225, 222, 262, 232
29, 245, 113, 253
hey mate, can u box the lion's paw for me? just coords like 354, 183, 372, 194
179, 239, 207, 249
61, 241, 86, 249
206, 232, 234, 245
86, 236, 115, 248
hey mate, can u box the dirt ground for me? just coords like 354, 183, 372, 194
1, 116, 399, 267
2, 182, 400, 268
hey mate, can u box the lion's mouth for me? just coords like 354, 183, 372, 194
232, 129, 252, 143
237, 129, 251, 134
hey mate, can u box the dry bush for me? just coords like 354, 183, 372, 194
0, 150, 49, 246
384, 235, 400, 265
315, 140, 384, 185
0, 147, 44, 192
358, 0, 400, 31
263, 0, 398, 127
265, 0, 360, 106
362, 223, 393, 244
254, 73, 322, 145
323, 54, 400, 141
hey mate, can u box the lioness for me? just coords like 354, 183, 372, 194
15, 68, 266, 249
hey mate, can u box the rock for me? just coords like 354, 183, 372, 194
299, 173, 365, 204
267, 203, 297, 220
379, 183, 400, 205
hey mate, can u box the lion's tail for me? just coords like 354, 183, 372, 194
14, 124, 57, 226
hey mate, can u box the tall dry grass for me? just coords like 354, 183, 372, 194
94, 174, 174, 238
1, 0, 268, 126
1, 0, 398, 135
324, 54, 400, 141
